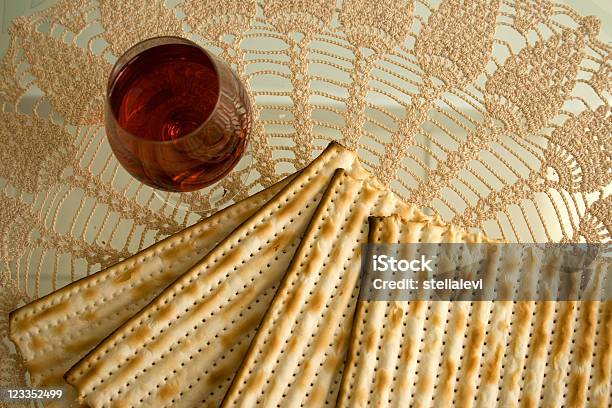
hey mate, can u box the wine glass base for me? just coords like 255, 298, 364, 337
151, 142, 254, 215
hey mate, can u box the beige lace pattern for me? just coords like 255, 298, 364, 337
0, 0, 610, 401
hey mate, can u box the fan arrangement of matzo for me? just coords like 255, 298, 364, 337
8, 174, 293, 391
8, 142, 611, 408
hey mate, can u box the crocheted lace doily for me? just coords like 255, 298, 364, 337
0, 0, 610, 402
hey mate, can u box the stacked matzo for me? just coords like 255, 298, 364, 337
338, 215, 610, 408
8, 141, 610, 407
9, 173, 294, 404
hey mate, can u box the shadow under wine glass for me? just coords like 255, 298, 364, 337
105, 36, 253, 212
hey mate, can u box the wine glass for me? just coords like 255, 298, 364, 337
105, 36, 252, 207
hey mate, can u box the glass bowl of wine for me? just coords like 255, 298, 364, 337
105, 36, 252, 211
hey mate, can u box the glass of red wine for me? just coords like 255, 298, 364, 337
105, 36, 252, 209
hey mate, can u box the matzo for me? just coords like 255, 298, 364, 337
65, 142, 370, 407
221, 172, 425, 407
337, 215, 611, 408
8, 173, 293, 390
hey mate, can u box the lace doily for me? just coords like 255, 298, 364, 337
0, 0, 610, 399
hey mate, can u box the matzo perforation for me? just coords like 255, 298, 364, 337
338, 216, 610, 407
66, 143, 377, 407
8, 173, 293, 397
221, 172, 425, 407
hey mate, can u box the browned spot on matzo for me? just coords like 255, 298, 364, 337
64, 336, 101, 355
158, 378, 179, 401
126, 326, 152, 348
160, 243, 192, 264
16, 301, 70, 332
83, 287, 100, 300
221, 312, 261, 348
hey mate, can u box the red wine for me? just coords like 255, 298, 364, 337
106, 39, 250, 192
111, 43, 219, 141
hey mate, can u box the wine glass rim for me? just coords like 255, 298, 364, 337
105, 35, 225, 145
